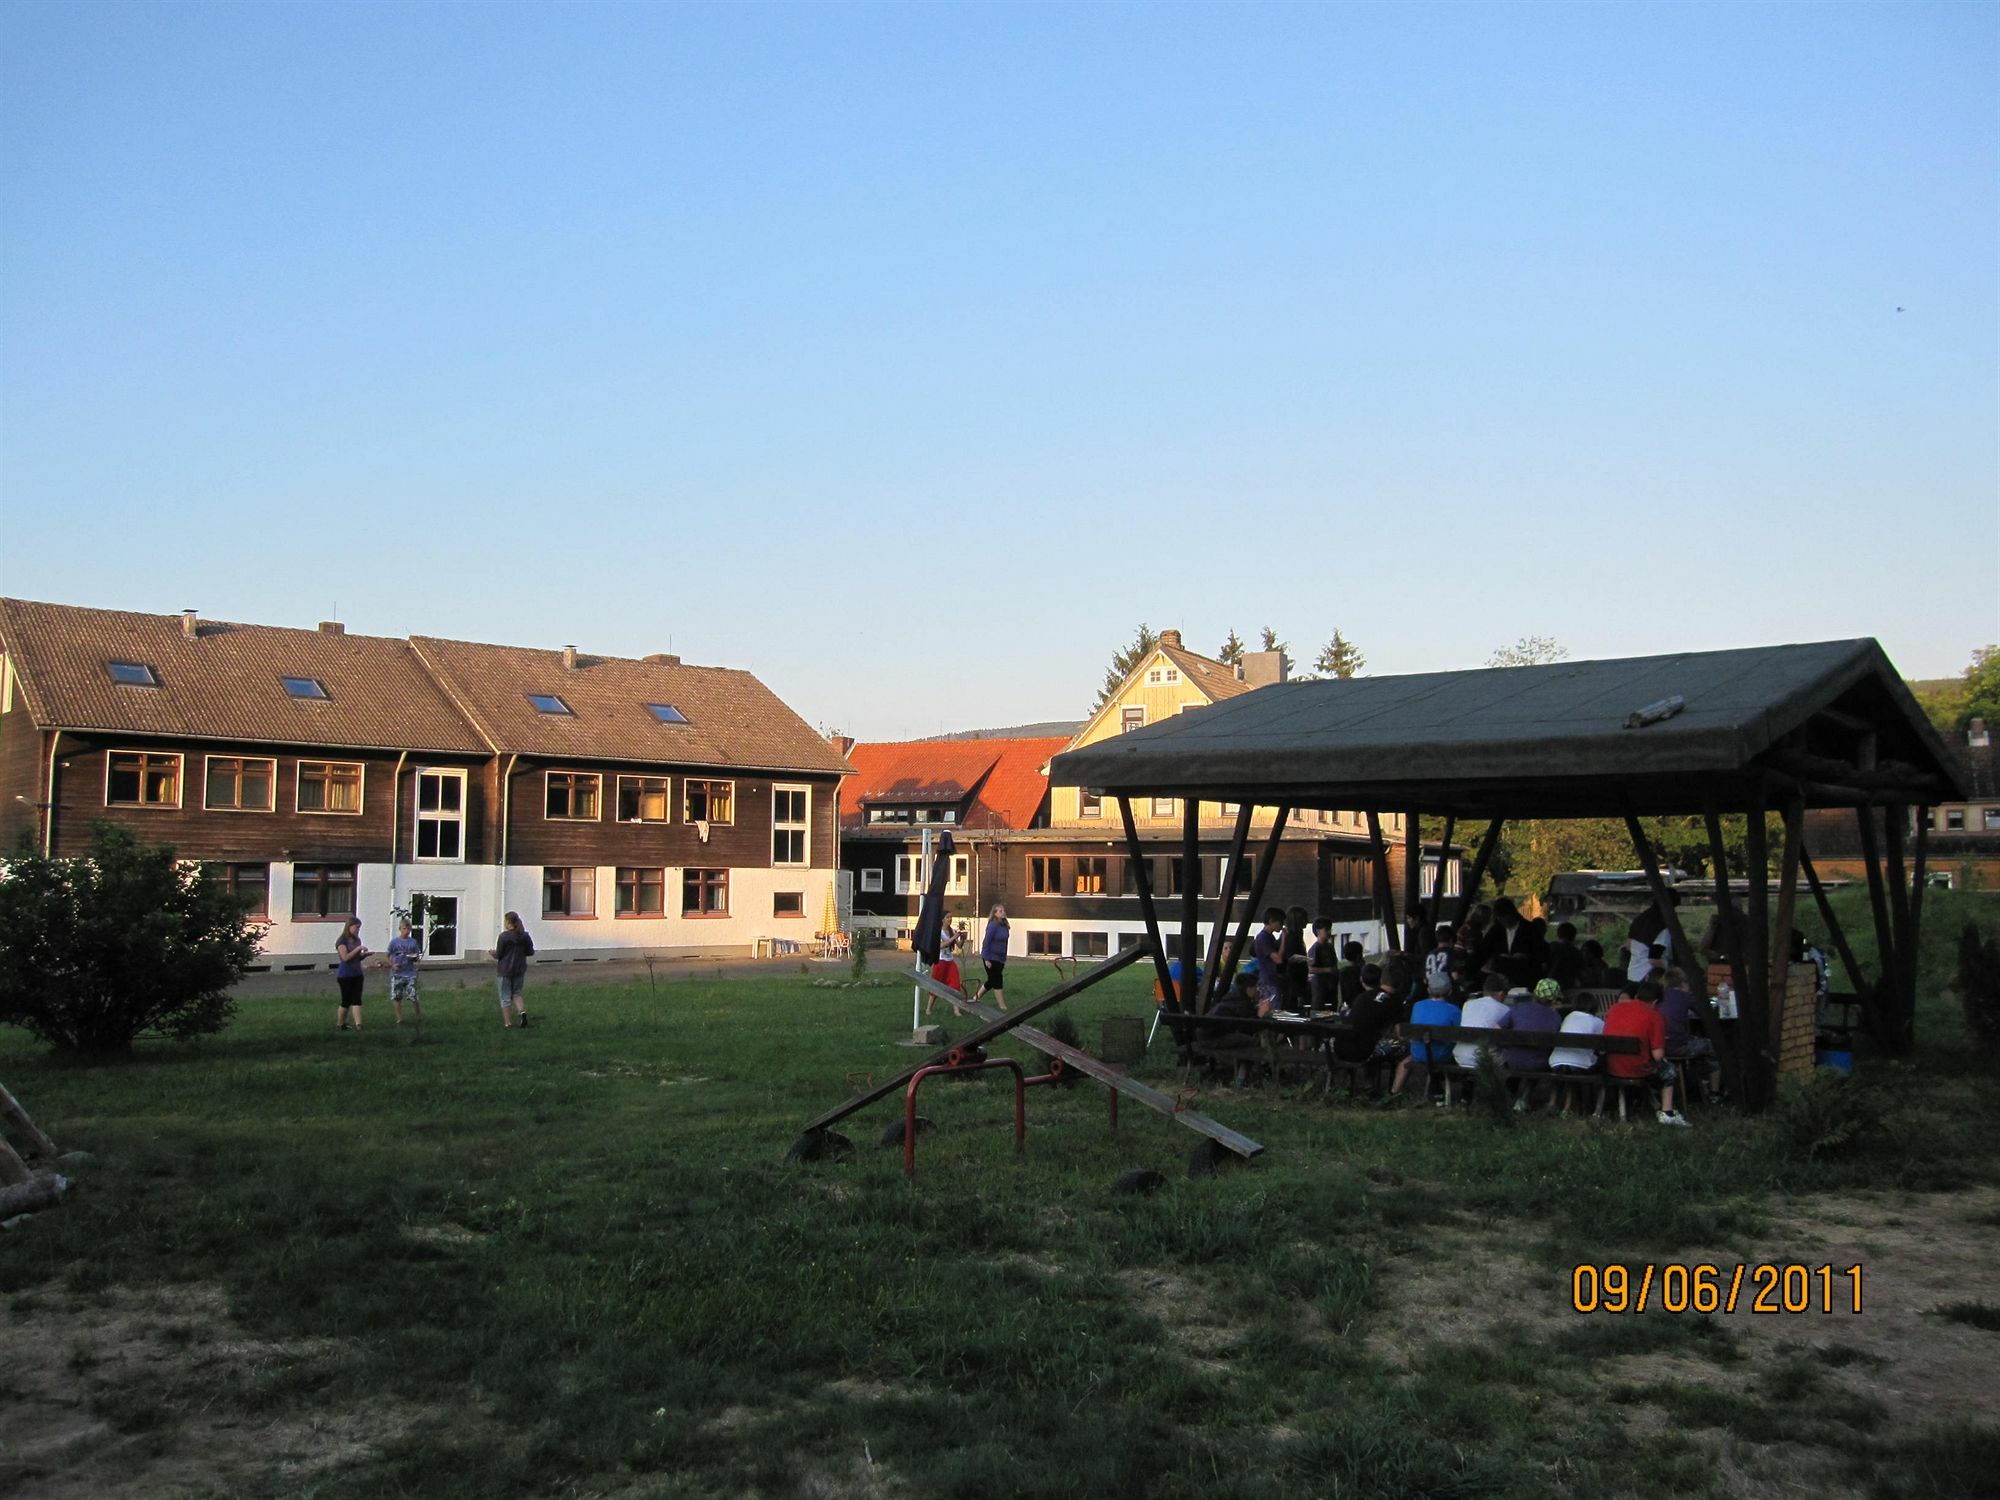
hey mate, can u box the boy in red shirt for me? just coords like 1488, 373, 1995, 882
1602, 979, 1689, 1127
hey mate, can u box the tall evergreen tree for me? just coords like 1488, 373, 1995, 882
1216, 629, 1246, 669
1093, 623, 1162, 711
1258, 627, 1293, 677
1312, 630, 1365, 680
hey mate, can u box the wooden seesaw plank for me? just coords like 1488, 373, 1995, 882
908, 969, 1263, 1160
796, 942, 1150, 1138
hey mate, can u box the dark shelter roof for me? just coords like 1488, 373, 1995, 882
1050, 640, 1969, 819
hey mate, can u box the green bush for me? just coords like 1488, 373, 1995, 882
0, 824, 257, 1055
1956, 922, 2000, 1054
1775, 1067, 1884, 1161
849, 927, 870, 981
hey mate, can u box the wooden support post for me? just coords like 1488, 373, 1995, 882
1401, 813, 1422, 952
1218, 807, 1293, 996
1884, 804, 1914, 1043
1365, 811, 1397, 952
1199, 803, 1258, 1010
1853, 805, 1900, 1047
1770, 795, 1805, 1068
1180, 800, 1202, 1011
1702, 807, 1750, 1104
1904, 811, 1931, 1052
1743, 792, 1773, 1110
1623, 811, 1704, 1005
1455, 818, 1505, 927
1117, 797, 1180, 1011
1798, 843, 1868, 999
1433, 813, 1456, 935
0, 1081, 57, 1160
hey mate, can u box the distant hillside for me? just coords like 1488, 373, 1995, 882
922, 720, 1083, 742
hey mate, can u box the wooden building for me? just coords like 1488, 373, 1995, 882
840, 630, 1460, 961
0, 599, 850, 968
1805, 717, 2000, 892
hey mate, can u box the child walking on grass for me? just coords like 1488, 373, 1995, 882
492, 911, 535, 1030
334, 918, 370, 1032
388, 917, 423, 1025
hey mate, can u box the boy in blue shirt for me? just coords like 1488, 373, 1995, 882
1387, 971, 1461, 1102
387, 917, 423, 1025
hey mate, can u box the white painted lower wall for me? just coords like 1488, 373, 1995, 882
244, 861, 838, 969
848, 915, 1391, 962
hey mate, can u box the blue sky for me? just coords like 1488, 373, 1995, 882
2, 1, 1994, 740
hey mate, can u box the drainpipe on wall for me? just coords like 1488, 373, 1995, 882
42, 728, 62, 856
388, 750, 408, 916
497, 752, 519, 933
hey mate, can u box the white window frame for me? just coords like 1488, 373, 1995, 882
772, 783, 811, 868
615, 774, 673, 824
860, 868, 885, 893
1151, 796, 1175, 818
1080, 789, 1103, 818
1121, 707, 1146, 734
296, 759, 365, 816
895, 853, 926, 895
414, 767, 468, 863
946, 854, 970, 896
105, 748, 183, 809
202, 754, 277, 813
544, 769, 602, 822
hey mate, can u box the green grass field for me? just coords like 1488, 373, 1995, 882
3, 893, 2000, 1498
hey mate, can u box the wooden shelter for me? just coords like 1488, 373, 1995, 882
1050, 640, 1968, 1109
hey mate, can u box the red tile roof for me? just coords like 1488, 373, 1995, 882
0, 599, 487, 754
842, 737, 1066, 830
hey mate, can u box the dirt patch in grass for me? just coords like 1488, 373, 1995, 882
0, 1280, 423, 1498
1117, 1267, 1243, 1375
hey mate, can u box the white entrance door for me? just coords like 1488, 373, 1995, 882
410, 892, 461, 960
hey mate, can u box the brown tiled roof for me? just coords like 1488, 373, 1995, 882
410, 636, 852, 775
0, 598, 488, 754
1161, 642, 1253, 703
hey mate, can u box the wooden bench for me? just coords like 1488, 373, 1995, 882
1391, 1025, 1652, 1117
1178, 1012, 1362, 1092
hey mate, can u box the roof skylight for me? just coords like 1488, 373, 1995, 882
281, 676, 331, 700
106, 660, 160, 687
645, 702, 689, 724
528, 693, 575, 716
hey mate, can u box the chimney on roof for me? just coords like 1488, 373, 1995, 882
180, 608, 199, 639
1972, 718, 1991, 749
317, 620, 345, 635
1158, 629, 1182, 648
643, 652, 682, 667
828, 732, 856, 757
562, 645, 578, 670
1242, 649, 1289, 690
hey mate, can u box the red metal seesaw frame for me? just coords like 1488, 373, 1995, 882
902, 1051, 1121, 1178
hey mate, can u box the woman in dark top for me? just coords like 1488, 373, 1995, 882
492, 911, 536, 1030
1280, 906, 1311, 1012
334, 918, 370, 1032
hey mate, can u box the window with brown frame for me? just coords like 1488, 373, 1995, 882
545, 772, 600, 820
291, 863, 356, 918
615, 866, 665, 916
683, 779, 734, 824
1150, 796, 1176, 818
107, 751, 181, 807
773, 891, 805, 918
219, 862, 268, 918
616, 775, 670, 823
543, 866, 596, 917
297, 761, 362, 814
1028, 856, 1062, 895
1072, 931, 1109, 959
682, 867, 728, 915
1074, 857, 1109, 895
1122, 856, 1152, 895
204, 756, 275, 812
1026, 931, 1062, 955
1079, 789, 1102, 817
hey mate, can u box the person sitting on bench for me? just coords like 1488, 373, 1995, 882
1549, 990, 1606, 1079
1659, 967, 1720, 1102
1202, 970, 1267, 1084
1332, 962, 1398, 1068
1498, 978, 1565, 1109
1387, 970, 1461, 1102
1454, 971, 1512, 1072
1603, 979, 1690, 1128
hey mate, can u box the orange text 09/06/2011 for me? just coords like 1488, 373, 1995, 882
1569, 1263, 1864, 1315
